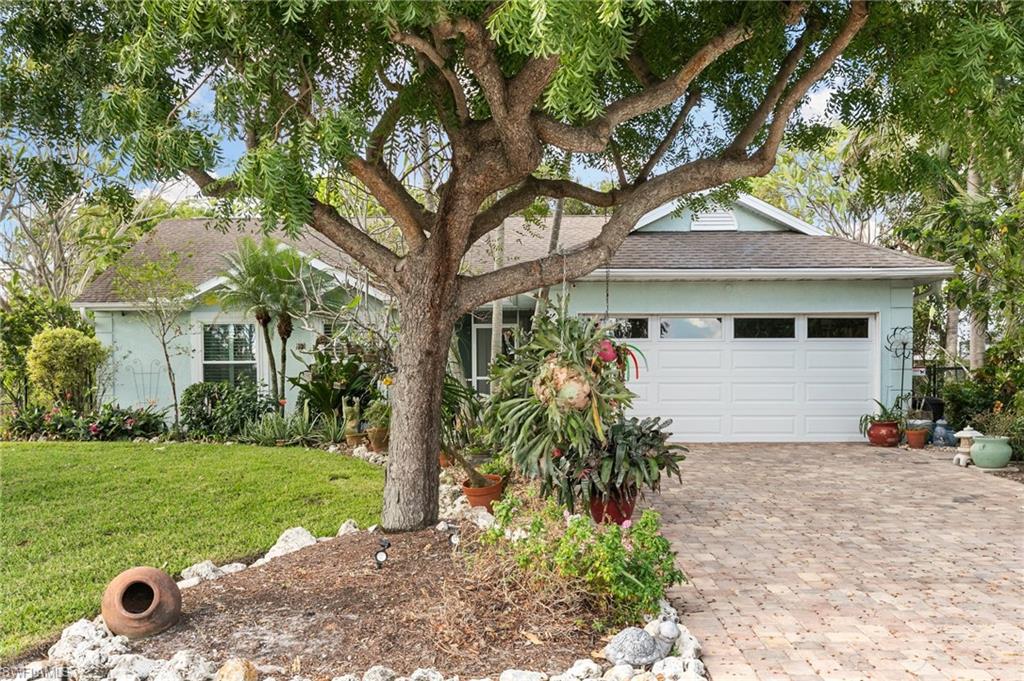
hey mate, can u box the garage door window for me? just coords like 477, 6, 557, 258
610, 317, 649, 339
660, 317, 723, 339
808, 317, 869, 339
733, 317, 795, 339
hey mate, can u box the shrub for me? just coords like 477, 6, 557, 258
0, 290, 93, 410
479, 490, 684, 630
4, 403, 165, 441
289, 350, 379, 419
25, 327, 109, 412
180, 381, 275, 439
241, 409, 320, 447
943, 379, 999, 430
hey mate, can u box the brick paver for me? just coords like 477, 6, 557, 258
650, 444, 1024, 681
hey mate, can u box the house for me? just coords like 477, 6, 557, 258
75, 194, 953, 442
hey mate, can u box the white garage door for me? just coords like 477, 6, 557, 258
614, 314, 878, 442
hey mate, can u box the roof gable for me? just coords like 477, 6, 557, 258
633, 193, 826, 236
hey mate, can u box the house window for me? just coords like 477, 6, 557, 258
659, 317, 723, 339
733, 317, 796, 339
808, 317, 869, 339
609, 317, 649, 339
203, 323, 257, 384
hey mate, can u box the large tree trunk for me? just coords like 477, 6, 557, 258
969, 311, 987, 370
381, 284, 455, 531
944, 302, 959, 363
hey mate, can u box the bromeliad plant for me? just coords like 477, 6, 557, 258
485, 300, 637, 503
568, 416, 686, 510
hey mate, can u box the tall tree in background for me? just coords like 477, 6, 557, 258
0, 138, 206, 305
5, 1, 1022, 529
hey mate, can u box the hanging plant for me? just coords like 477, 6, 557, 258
485, 298, 636, 503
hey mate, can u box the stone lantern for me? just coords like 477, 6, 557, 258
953, 425, 982, 466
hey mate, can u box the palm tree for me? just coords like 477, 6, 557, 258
267, 247, 316, 406
219, 237, 284, 405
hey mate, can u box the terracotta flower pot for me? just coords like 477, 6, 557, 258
101, 566, 181, 639
367, 427, 389, 452
345, 432, 366, 447
439, 451, 452, 468
867, 421, 901, 447
906, 429, 928, 449
589, 489, 638, 525
461, 473, 504, 513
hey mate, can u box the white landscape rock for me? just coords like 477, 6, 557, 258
498, 672, 547, 681
362, 667, 396, 681
47, 618, 130, 681
410, 670, 443, 681
563, 659, 601, 681
107, 654, 159, 681
331, 676, 360, 681
219, 563, 246, 575
464, 506, 495, 530
601, 665, 633, 681
176, 577, 201, 590
181, 560, 223, 583
337, 519, 360, 536
263, 527, 317, 561
149, 650, 216, 681
650, 657, 688, 680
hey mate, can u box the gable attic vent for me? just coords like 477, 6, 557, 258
691, 209, 738, 231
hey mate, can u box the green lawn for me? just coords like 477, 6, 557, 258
0, 441, 383, 659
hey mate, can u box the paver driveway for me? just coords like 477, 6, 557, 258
650, 444, 1023, 681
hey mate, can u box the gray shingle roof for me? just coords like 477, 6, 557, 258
77, 215, 949, 305
602, 231, 948, 270
75, 219, 357, 304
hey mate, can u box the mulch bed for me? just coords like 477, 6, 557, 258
131, 530, 602, 678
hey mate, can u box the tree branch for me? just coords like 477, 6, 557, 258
467, 177, 625, 245
636, 87, 701, 182
749, 1, 869, 171
346, 156, 430, 251
184, 167, 403, 292
534, 22, 753, 153
725, 11, 817, 157
391, 31, 470, 122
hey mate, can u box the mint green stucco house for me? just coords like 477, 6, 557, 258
75, 195, 952, 442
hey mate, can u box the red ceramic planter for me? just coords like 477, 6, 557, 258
867, 421, 901, 447
589, 490, 638, 525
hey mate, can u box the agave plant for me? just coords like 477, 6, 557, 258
485, 298, 636, 500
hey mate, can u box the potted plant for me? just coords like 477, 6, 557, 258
971, 409, 1017, 469
571, 416, 686, 524
905, 428, 928, 449
364, 399, 390, 452
858, 399, 903, 447
436, 372, 504, 510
